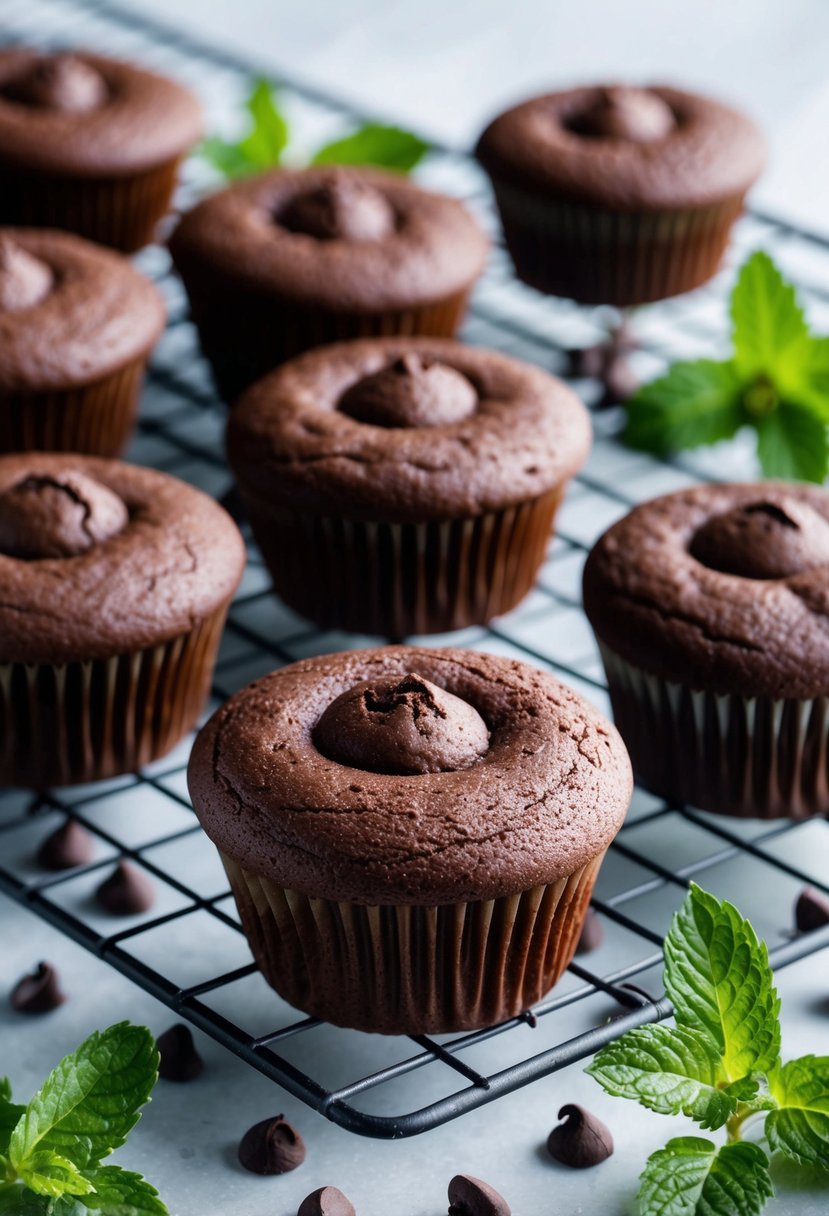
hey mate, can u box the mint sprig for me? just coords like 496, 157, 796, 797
624, 251, 829, 482
1, 1023, 167, 1215
587, 883, 829, 1216
202, 79, 429, 179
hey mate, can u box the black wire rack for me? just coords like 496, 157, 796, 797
2, 0, 829, 1141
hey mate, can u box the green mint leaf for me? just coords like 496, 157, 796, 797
237, 80, 289, 169
18, 1150, 96, 1199
766, 1055, 829, 1169
587, 1025, 737, 1130
731, 251, 810, 391
664, 885, 781, 1083
755, 401, 829, 483
9, 1023, 158, 1175
312, 123, 429, 172
623, 360, 742, 454
0, 1184, 49, 1214
201, 80, 289, 180
0, 1084, 25, 1157
51, 1166, 170, 1215
639, 1137, 773, 1216
800, 336, 829, 419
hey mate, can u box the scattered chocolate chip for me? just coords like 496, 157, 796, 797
565, 319, 638, 407
565, 341, 607, 381
546, 1103, 614, 1168
298, 1186, 356, 1216
94, 861, 154, 915
447, 1174, 511, 1216
10, 961, 66, 1013
575, 908, 604, 955
795, 886, 829, 933
238, 1115, 306, 1175
599, 353, 639, 406
157, 1023, 204, 1082
36, 818, 94, 870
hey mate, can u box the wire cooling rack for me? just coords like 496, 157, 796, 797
2, 0, 829, 1140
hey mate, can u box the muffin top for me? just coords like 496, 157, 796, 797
168, 166, 488, 313
0, 229, 165, 392
583, 482, 829, 699
0, 453, 246, 665
227, 337, 590, 522
188, 646, 632, 905
0, 50, 202, 176
475, 85, 766, 211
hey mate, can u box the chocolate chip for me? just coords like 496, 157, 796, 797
546, 1103, 613, 1168
10, 961, 66, 1013
599, 353, 639, 406
447, 1174, 511, 1216
157, 1023, 204, 1082
795, 886, 829, 933
238, 1115, 306, 1175
298, 1186, 356, 1216
94, 861, 154, 915
575, 909, 604, 955
36, 818, 94, 870
565, 342, 606, 381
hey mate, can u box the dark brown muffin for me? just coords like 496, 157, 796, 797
227, 336, 590, 636
169, 166, 489, 401
584, 483, 829, 818
0, 229, 164, 455
476, 85, 766, 305
188, 646, 632, 1033
0, 452, 245, 788
0, 50, 202, 251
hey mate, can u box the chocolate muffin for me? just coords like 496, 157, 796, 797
584, 483, 829, 819
0, 453, 245, 788
188, 646, 632, 1033
0, 229, 164, 455
475, 85, 766, 305
0, 50, 202, 251
227, 336, 590, 636
168, 166, 488, 401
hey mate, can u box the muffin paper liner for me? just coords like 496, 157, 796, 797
177, 268, 471, 403
600, 643, 829, 819
0, 159, 182, 252
221, 851, 604, 1034
0, 359, 147, 457
0, 607, 227, 789
489, 179, 745, 306
242, 485, 564, 637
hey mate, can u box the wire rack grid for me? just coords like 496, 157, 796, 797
1, 0, 829, 1141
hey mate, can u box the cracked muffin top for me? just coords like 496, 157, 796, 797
168, 165, 488, 314
0, 229, 165, 392
0, 453, 246, 664
583, 482, 829, 699
227, 337, 591, 522
187, 646, 632, 905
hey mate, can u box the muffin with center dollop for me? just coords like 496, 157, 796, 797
0, 228, 164, 455
228, 336, 590, 637
584, 482, 829, 819
0, 49, 202, 251
188, 646, 632, 1033
476, 84, 765, 305
0, 452, 245, 788
169, 166, 489, 401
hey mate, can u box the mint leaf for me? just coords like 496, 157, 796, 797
0, 1185, 49, 1214
202, 80, 288, 179
639, 1138, 773, 1216
18, 1150, 96, 1199
0, 1080, 25, 1157
50, 1166, 169, 1215
9, 1024, 158, 1176
312, 123, 428, 172
766, 1055, 829, 1169
731, 250, 810, 390
755, 401, 829, 482
588, 1025, 737, 1130
664, 885, 780, 1083
623, 360, 742, 454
